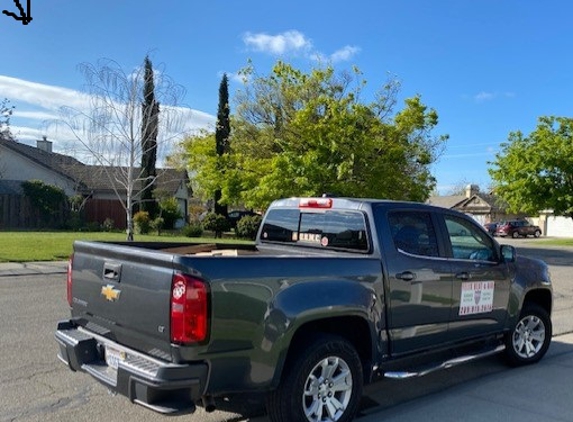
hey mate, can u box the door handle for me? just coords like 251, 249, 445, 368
455, 272, 470, 281
103, 262, 122, 282
396, 271, 415, 281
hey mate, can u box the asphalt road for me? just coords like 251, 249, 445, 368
0, 239, 571, 422
503, 238, 573, 337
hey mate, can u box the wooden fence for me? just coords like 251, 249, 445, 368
84, 199, 127, 229
0, 194, 67, 229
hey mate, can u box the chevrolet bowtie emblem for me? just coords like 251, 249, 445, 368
101, 284, 121, 301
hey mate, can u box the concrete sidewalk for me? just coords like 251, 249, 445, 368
0, 260, 68, 276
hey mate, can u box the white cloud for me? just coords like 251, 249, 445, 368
243, 30, 313, 55
13, 110, 59, 121
330, 46, 360, 63
217, 70, 248, 85
242, 30, 360, 63
0, 75, 91, 111
474, 91, 516, 102
1, 74, 216, 164
475, 91, 496, 102
9, 125, 49, 142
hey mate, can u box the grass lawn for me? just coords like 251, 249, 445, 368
0, 231, 252, 262
534, 238, 573, 247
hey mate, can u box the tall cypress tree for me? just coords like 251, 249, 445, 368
214, 73, 230, 217
140, 55, 160, 218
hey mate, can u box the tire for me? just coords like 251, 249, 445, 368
512, 231, 520, 238
504, 303, 552, 366
534, 230, 541, 238
266, 334, 363, 422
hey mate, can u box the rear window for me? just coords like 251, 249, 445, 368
260, 209, 369, 252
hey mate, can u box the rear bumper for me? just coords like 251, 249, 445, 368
55, 320, 208, 414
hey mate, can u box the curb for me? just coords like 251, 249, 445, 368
0, 261, 68, 277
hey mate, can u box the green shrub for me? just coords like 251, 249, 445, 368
68, 211, 83, 231
235, 215, 263, 240
182, 223, 203, 238
21, 180, 67, 227
84, 221, 101, 232
133, 211, 151, 234
159, 197, 183, 229
151, 217, 165, 235
102, 218, 115, 232
201, 213, 230, 238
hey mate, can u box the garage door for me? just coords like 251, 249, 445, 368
546, 216, 573, 237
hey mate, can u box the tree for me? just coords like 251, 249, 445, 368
489, 116, 573, 218
0, 98, 15, 140
56, 58, 185, 240
214, 73, 231, 217
182, 61, 447, 210
140, 55, 160, 218
445, 180, 484, 197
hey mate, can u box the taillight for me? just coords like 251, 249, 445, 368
66, 255, 73, 307
170, 273, 209, 344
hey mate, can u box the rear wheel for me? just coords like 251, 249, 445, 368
266, 334, 363, 422
512, 231, 520, 238
504, 303, 551, 366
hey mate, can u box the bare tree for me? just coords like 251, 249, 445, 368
1, 98, 15, 140
446, 180, 484, 197
56, 58, 186, 240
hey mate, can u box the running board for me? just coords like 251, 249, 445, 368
384, 344, 505, 379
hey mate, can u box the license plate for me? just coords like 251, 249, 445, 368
105, 346, 126, 370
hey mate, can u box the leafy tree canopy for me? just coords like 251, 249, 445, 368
181, 61, 447, 210
490, 116, 573, 218
22, 180, 67, 216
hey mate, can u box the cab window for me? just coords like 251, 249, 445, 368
444, 215, 496, 261
260, 209, 369, 252
388, 211, 439, 257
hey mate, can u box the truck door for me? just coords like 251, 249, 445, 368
440, 213, 511, 340
380, 209, 453, 355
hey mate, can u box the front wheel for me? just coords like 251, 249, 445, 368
504, 303, 552, 366
266, 334, 363, 422
534, 230, 541, 238
512, 231, 520, 238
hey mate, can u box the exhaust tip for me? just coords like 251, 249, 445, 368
201, 395, 216, 413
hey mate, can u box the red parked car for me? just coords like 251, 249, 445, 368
483, 222, 498, 235
494, 220, 542, 238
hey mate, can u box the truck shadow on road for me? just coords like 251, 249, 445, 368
356, 337, 573, 421
221, 338, 573, 421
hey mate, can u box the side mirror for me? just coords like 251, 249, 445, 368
500, 245, 516, 263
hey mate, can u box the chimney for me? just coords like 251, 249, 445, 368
465, 184, 479, 198
36, 136, 53, 153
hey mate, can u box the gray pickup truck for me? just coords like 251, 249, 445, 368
55, 197, 553, 422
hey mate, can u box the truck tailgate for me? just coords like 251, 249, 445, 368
70, 241, 176, 359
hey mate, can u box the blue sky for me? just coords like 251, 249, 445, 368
2, 0, 572, 194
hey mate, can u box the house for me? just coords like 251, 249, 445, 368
0, 137, 191, 229
428, 185, 573, 237
58, 162, 190, 228
0, 136, 79, 196
426, 184, 509, 225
